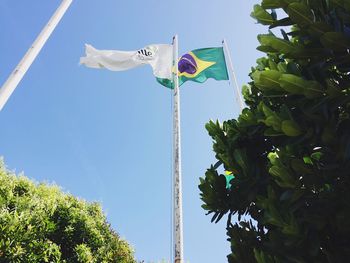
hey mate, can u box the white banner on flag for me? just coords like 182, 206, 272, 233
80, 44, 173, 79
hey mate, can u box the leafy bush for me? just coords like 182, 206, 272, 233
0, 160, 136, 263
199, 0, 350, 262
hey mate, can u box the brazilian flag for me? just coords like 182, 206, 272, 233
225, 171, 235, 189
157, 47, 229, 89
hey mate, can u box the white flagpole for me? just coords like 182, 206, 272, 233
172, 34, 184, 263
222, 38, 244, 111
0, 0, 73, 111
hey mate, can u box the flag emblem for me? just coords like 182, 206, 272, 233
157, 47, 228, 88
178, 53, 197, 74
178, 52, 215, 78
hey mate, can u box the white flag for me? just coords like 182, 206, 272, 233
80, 44, 173, 79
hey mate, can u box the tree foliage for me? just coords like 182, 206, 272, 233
199, 0, 350, 262
0, 160, 136, 263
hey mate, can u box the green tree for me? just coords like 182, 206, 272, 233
0, 160, 136, 263
199, 0, 350, 262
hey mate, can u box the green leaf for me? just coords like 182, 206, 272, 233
279, 74, 324, 98
268, 152, 279, 165
308, 22, 333, 36
252, 70, 283, 91
260, 102, 275, 117
261, 0, 283, 8
205, 120, 223, 137
281, 120, 302, 136
265, 116, 282, 131
269, 165, 296, 188
264, 128, 284, 136
268, 60, 278, 70
261, 0, 296, 8
303, 156, 314, 165
258, 34, 298, 55
311, 152, 323, 161
238, 109, 258, 126
251, 5, 275, 25
257, 45, 278, 53
287, 2, 314, 27
303, 81, 325, 98
269, 17, 294, 29
233, 149, 249, 176
279, 74, 305, 94
277, 62, 288, 73
282, 216, 300, 236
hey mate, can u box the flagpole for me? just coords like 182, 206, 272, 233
172, 34, 184, 263
222, 39, 244, 111
0, 0, 73, 111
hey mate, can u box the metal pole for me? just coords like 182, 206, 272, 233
222, 38, 244, 110
172, 34, 184, 263
0, 0, 73, 111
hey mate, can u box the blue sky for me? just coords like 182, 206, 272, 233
0, 0, 265, 262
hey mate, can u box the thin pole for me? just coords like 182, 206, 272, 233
0, 0, 73, 111
172, 34, 184, 263
222, 38, 244, 111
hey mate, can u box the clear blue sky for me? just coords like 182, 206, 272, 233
0, 0, 264, 262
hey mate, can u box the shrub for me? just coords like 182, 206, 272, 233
199, 1, 350, 262
0, 160, 136, 263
